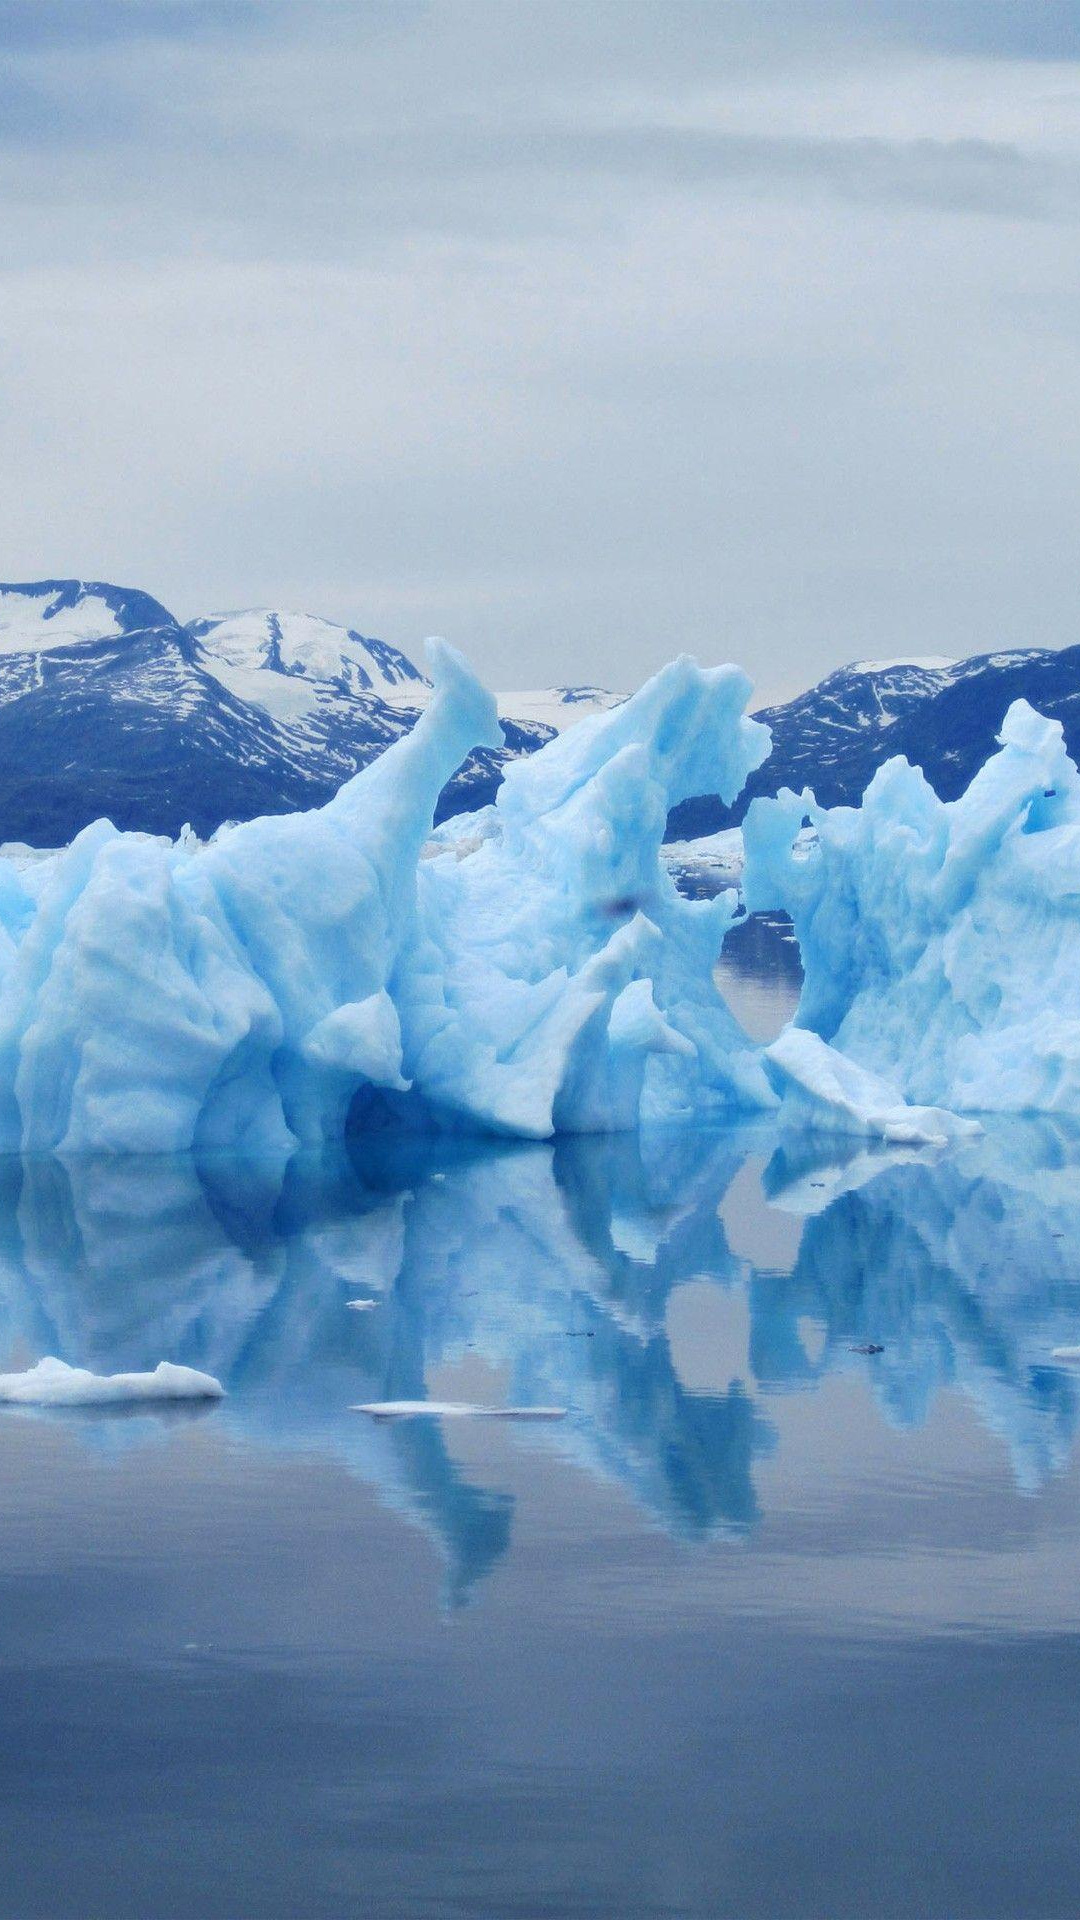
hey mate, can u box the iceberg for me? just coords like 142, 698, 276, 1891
0, 640, 497, 1156
0, 643, 773, 1153
0, 1356, 224, 1404
745, 699, 1080, 1120
0, 631, 1074, 1154
401, 654, 774, 1134
763, 1028, 981, 1147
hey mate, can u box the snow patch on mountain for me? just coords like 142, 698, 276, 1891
385, 684, 623, 735
0, 580, 176, 653
188, 608, 428, 719
851, 656, 957, 675
495, 687, 623, 732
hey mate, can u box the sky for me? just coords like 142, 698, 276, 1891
0, 1, 1078, 702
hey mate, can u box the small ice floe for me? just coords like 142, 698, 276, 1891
1051, 1347, 1080, 1362
764, 1028, 980, 1149
352, 1400, 566, 1421
346, 1298, 378, 1312
0, 1357, 225, 1406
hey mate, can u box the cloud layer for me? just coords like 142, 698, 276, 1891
1, 0, 1078, 697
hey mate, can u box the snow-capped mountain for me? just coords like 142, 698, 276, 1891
4, 577, 1076, 852
0, 581, 613, 845
188, 608, 429, 713
0, 578, 178, 651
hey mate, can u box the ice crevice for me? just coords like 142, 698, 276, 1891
0, 644, 1072, 1153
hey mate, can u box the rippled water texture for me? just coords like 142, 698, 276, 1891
1, 939, 1080, 1915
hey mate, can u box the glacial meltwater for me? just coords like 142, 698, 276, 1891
0, 938, 1079, 1918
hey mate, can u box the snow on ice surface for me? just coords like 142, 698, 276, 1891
744, 698, 1080, 1118
0, 1357, 224, 1404
0, 643, 773, 1152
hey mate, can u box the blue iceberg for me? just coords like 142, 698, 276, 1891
744, 699, 1080, 1119
0, 644, 772, 1153
2, 634, 1078, 1156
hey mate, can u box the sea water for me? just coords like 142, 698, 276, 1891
0, 937, 1078, 1917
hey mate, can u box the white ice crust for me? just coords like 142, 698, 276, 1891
744, 699, 1080, 1119
0, 1357, 224, 1404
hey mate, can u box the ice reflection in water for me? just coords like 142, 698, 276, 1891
3, 1109, 1080, 1603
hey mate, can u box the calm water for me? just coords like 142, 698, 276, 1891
1, 940, 1080, 1917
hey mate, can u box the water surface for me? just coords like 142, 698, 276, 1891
0, 944, 1079, 1916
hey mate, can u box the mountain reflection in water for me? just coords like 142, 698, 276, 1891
1, 1116, 1079, 1605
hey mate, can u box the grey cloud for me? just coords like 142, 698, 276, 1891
3, 0, 1076, 91
0, 0, 1079, 697
0, 0, 1076, 257
0, 86, 1074, 260
0, 0, 268, 48
849, 0, 1080, 61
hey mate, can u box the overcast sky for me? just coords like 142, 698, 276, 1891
1, 0, 1078, 700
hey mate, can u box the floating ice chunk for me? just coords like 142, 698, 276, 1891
346, 1298, 378, 1312
353, 1401, 567, 1420
1051, 1347, 1080, 1362
764, 1027, 982, 1147
744, 699, 1080, 1117
0, 1357, 224, 1404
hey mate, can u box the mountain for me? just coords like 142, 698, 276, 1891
0, 582, 613, 845
0, 578, 178, 649
667, 646, 1080, 838
187, 608, 429, 708
4, 579, 1076, 852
